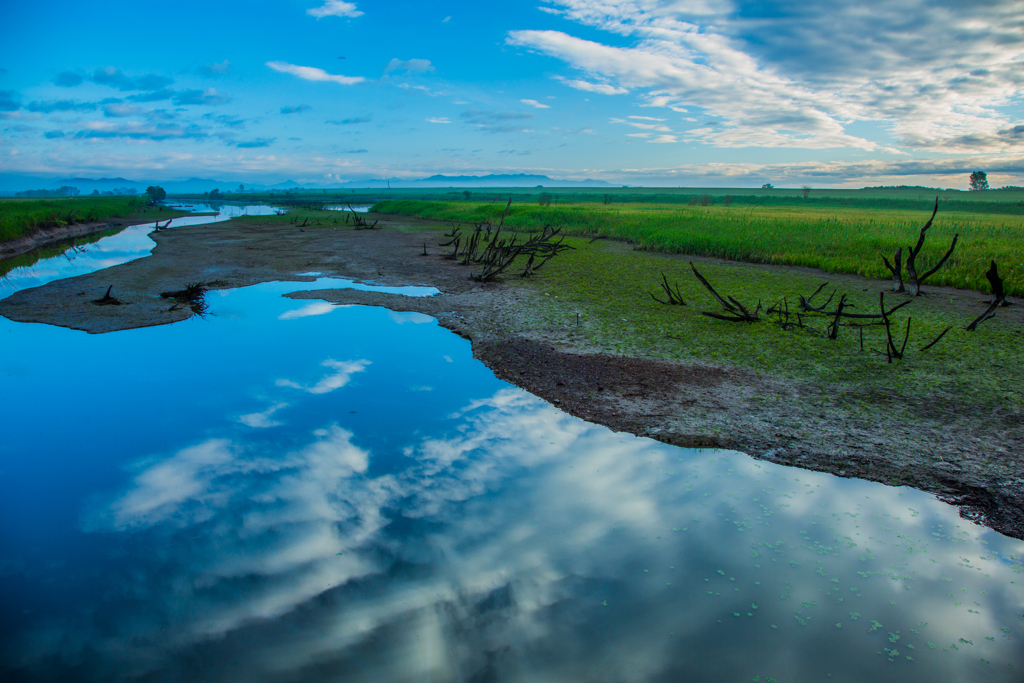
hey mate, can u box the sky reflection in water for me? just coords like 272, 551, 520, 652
0, 279, 1022, 682
0, 203, 281, 297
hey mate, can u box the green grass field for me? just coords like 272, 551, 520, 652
372, 199, 1024, 297
0, 196, 147, 242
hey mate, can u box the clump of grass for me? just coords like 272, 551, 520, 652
373, 200, 1024, 296
0, 197, 147, 242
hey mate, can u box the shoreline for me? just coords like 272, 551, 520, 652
0, 208, 196, 261
1, 213, 1020, 539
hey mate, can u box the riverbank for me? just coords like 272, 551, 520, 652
0, 205, 188, 261
1, 211, 1020, 538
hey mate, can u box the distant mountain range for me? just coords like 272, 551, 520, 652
0, 173, 617, 194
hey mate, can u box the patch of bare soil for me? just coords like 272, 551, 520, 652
2, 215, 1021, 539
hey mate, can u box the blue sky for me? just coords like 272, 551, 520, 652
1, 0, 1023, 187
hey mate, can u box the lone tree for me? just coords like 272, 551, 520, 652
762, 182, 773, 189
145, 186, 166, 202
801, 185, 812, 199
969, 171, 989, 191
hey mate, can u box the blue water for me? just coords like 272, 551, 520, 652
1, 220, 1022, 681
1, 203, 281, 297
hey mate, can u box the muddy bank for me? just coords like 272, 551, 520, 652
1, 214, 1021, 539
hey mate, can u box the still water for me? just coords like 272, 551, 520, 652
0, 203, 281, 296
0, 219, 1022, 681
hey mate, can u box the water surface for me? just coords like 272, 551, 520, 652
1, 203, 281, 296
1, 277, 1021, 682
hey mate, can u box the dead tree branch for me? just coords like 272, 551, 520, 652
689, 262, 760, 322
651, 272, 686, 305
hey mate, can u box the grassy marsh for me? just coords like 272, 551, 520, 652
0, 196, 153, 242
373, 200, 1024, 296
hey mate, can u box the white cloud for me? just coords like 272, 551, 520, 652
276, 359, 370, 394
647, 134, 678, 143
306, 1, 363, 19
552, 75, 628, 95
387, 311, 433, 324
266, 61, 365, 85
442, 15, 451, 23
508, 1, 1024, 152
239, 402, 289, 428
520, 99, 551, 109
279, 302, 336, 320
611, 117, 672, 132
426, 117, 451, 124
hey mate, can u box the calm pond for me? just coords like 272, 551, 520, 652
0, 212, 1022, 682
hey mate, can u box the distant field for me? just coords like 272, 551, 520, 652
197, 186, 1024, 214
372, 199, 1024, 297
0, 196, 146, 242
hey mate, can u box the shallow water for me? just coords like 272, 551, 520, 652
0, 203, 281, 297
1, 272, 1022, 681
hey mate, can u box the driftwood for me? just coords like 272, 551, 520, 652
91, 285, 122, 306
881, 248, 904, 292
436, 203, 574, 282
879, 198, 958, 296
651, 272, 686, 305
690, 262, 760, 322
153, 219, 173, 232
920, 326, 952, 351
965, 260, 1010, 331
160, 282, 209, 316
348, 204, 379, 230
879, 292, 911, 362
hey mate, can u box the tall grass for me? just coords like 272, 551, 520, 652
373, 199, 1024, 296
0, 197, 146, 243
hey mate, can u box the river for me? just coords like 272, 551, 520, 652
0, 206, 1021, 682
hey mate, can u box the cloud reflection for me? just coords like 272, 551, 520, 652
276, 358, 370, 394
13, 389, 1024, 681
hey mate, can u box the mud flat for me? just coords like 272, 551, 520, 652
1, 213, 1021, 539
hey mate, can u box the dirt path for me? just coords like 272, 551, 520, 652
2, 214, 1021, 539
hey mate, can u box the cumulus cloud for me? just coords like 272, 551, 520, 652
520, 99, 550, 109
384, 58, 435, 74
280, 104, 312, 114
53, 71, 84, 87
267, 61, 365, 85
276, 358, 370, 395
307, 1, 363, 19
509, 1, 1024, 152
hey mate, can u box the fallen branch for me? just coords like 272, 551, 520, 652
690, 262, 760, 322
91, 285, 122, 306
650, 272, 686, 305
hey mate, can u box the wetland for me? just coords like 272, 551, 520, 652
1, 199, 1022, 681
